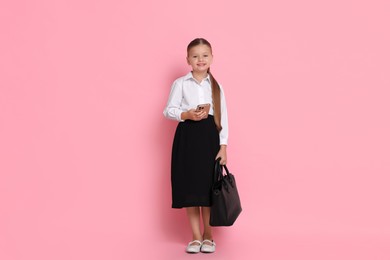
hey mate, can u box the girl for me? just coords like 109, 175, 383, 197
163, 38, 228, 253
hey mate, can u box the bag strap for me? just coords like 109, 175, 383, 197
214, 158, 232, 183
214, 158, 222, 183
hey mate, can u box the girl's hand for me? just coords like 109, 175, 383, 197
215, 145, 227, 165
182, 109, 207, 121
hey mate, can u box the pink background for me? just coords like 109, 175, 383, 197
1, 0, 390, 259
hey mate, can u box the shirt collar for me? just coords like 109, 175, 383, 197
184, 72, 211, 82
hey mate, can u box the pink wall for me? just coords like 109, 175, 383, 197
1, 0, 389, 259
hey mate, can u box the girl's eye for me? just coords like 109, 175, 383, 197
204, 55, 208, 57
193, 56, 197, 58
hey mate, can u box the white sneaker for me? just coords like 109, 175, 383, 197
186, 240, 202, 253
201, 239, 216, 253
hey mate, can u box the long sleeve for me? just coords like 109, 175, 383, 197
219, 85, 229, 145
163, 80, 185, 122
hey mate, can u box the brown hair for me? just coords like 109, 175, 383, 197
187, 38, 222, 132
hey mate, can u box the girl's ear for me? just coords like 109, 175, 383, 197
186, 57, 190, 65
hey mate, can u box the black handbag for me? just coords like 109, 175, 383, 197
210, 158, 242, 226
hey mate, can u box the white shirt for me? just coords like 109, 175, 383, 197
163, 72, 229, 145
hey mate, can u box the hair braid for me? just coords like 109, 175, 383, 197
208, 69, 222, 132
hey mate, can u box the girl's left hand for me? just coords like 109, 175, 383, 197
215, 145, 227, 165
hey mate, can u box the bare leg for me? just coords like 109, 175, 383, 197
186, 207, 203, 243
201, 207, 213, 241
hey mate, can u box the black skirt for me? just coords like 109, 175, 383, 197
171, 115, 220, 208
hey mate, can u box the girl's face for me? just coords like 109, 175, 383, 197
187, 44, 213, 74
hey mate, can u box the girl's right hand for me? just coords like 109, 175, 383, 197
182, 109, 207, 121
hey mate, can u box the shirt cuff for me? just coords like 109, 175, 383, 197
219, 139, 228, 145
177, 110, 185, 122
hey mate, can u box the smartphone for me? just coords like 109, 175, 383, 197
195, 103, 211, 117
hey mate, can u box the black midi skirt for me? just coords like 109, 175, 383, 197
171, 115, 220, 208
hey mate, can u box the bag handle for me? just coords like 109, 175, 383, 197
214, 158, 232, 183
